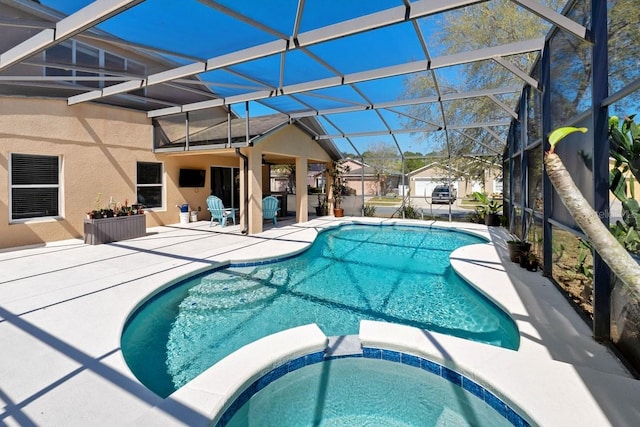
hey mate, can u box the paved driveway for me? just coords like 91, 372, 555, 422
368, 196, 474, 220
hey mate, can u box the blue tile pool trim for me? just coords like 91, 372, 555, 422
363, 348, 532, 427
214, 348, 532, 427
214, 351, 325, 427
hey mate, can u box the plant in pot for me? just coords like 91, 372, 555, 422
526, 251, 539, 272
519, 249, 539, 271
472, 192, 502, 226
506, 212, 535, 263
329, 161, 350, 217
507, 236, 531, 263
315, 194, 328, 216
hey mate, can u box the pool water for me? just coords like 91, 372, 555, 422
121, 224, 519, 397
223, 357, 518, 427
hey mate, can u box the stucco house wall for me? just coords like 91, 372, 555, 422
0, 97, 221, 248
251, 125, 333, 230
0, 97, 338, 248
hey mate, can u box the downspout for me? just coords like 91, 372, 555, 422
236, 148, 249, 235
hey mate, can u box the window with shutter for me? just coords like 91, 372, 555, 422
10, 154, 60, 220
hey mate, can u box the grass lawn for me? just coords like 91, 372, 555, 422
366, 196, 402, 206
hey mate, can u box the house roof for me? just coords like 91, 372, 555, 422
154, 112, 341, 160
406, 161, 462, 178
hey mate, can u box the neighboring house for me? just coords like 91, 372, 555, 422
341, 158, 403, 196
0, 1, 340, 249
407, 162, 502, 200
407, 163, 464, 200
474, 165, 503, 196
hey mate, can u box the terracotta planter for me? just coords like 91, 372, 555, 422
333, 208, 344, 217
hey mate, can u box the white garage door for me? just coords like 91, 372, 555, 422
413, 178, 439, 198
413, 178, 459, 198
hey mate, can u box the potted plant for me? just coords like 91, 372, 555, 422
329, 161, 350, 217
526, 251, 539, 272
519, 249, 530, 268
472, 192, 502, 226
315, 194, 328, 216
507, 237, 531, 263
84, 195, 146, 245
518, 249, 539, 271
506, 212, 535, 263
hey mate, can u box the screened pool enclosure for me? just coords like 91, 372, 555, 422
1, 0, 639, 373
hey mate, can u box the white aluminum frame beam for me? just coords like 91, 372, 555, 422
0, 75, 137, 82
509, 0, 589, 41
68, 0, 488, 105
288, 86, 521, 119
456, 130, 504, 155
429, 38, 544, 69
0, 0, 144, 71
324, 119, 506, 148
482, 126, 507, 145
147, 39, 540, 118
487, 94, 518, 120
492, 57, 541, 91
315, 127, 439, 140
446, 120, 511, 130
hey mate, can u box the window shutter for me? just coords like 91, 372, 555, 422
11, 154, 59, 185
11, 154, 60, 220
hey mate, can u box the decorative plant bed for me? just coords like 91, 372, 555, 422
84, 214, 146, 245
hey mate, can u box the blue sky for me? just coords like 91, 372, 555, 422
39, 0, 462, 156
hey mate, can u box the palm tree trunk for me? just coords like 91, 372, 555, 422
545, 152, 640, 290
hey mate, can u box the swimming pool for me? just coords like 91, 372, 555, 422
121, 224, 519, 397
217, 354, 530, 427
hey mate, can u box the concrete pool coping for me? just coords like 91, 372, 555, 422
0, 217, 638, 426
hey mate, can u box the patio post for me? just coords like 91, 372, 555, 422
295, 156, 308, 222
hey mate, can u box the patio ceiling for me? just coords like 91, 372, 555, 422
0, 0, 589, 157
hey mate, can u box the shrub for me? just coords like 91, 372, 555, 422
363, 205, 376, 217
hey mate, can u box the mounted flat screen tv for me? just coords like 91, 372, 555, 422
179, 168, 206, 188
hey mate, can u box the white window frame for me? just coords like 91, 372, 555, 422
136, 161, 164, 210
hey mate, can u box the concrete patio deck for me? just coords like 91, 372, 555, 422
0, 217, 638, 426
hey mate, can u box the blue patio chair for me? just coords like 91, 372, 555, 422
262, 195, 280, 225
207, 195, 236, 227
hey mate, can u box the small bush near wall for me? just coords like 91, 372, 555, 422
551, 226, 594, 317
363, 205, 376, 217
